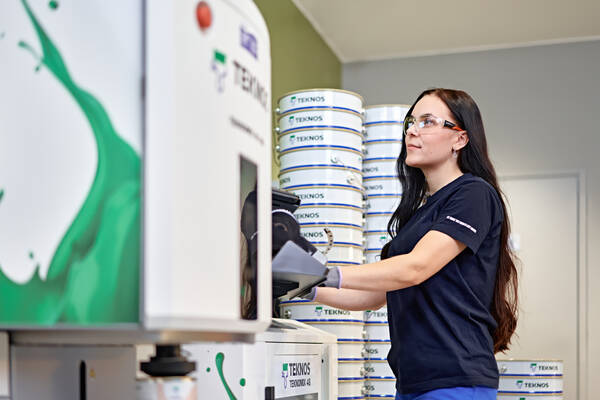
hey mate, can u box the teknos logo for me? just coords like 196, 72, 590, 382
290, 95, 297, 105
282, 363, 289, 389
516, 380, 550, 390
530, 363, 537, 372
211, 50, 227, 93
315, 306, 323, 316
240, 26, 257, 59
282, 362, 312, 390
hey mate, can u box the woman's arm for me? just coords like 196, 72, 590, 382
340, 230, 466, 292
314, 287, 386, 311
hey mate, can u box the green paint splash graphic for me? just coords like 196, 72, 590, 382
0, 189, 4, 204
215, 352, 237, 400
0, 0, 140, 324
48, 1, 59, 10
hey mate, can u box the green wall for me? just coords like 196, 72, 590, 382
254, 0, 342, 179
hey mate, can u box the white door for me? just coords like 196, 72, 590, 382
499, 174, 582, 399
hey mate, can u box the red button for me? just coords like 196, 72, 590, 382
196, 1, 212, 31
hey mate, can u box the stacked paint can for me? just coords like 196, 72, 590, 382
361, 105, 408, 399
363, 308, 395, 399
277, 89, 365, 267
497, 359, 563, 399
363, 105, 409, 265
277, 89, 367, 400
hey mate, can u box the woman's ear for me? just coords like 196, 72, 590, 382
454, 131, 469, 151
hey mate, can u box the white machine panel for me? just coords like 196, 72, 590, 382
144, 0, 271, 332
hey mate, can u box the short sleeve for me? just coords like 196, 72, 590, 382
430, 182, 500, 253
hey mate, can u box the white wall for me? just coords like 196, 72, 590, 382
343, 40, 600, 397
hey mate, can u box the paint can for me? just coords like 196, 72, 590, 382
338, 377, 366, 398
136, 377, 197, 400
278, 109, 363, 134
364, 104, 410, 125
338, 339, 367, 359
278, 128, 363, 153
364, 340, 391, 361
364, 377, 396, 396
277, 89, 364, 116
279, 300, 363, 321
364, 359, 394, 379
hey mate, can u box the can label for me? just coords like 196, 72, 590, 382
136, 377, 197, 400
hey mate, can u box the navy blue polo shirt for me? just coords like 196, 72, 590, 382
385, 173, 503, 394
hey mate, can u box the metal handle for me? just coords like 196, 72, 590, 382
320, 227, 333, 255
346, 174, 360, 186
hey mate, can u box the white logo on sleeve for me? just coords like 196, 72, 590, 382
446, 216, 477, 233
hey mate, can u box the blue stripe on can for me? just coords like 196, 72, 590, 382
299, 221, 362, 228
280, 105, 362, 114
280, 125, 361, 134
299, 202, 363, 209
364, 120, 403, 126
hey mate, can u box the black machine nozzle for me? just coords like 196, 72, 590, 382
140, 344, 196, 377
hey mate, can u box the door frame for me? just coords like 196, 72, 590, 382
499, 170, 587, 400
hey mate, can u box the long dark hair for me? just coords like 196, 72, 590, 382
381, 88, 518, 353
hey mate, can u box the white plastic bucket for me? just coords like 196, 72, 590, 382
364, 378, 396, 396
363, 177, 401, 195
295, 205, 363, 226
498, 376, 563, 393
365, 322, 390, 341
339, 360, 367, 379
362, 159, 397, 178
364, 359, 394, 379
364, 104, 410, 124
365, 251, 382, 264
365, 213, 392, 231
279, 300, 363, 321
279, 166, 362, 188
364, 124, 404, 141
364, 340, 391, 360
328, 260, 363, 267
279, 146, 363, 171
278, 128, 363, 153
284, 184, 364, 206
278, 109, 363, 134
363, 140, 402, 160
338, 339, 367, 359
365, 232, 390, 250
301, 224, 364, 246
278, 89, 364, 115
302, 321, 366, 340
364, 307, 388, 323
338, 378, 366, 398
365, 195, 400, 213
316, 244, 364, 263
497, 360, 563, 376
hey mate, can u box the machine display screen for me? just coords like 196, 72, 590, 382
240, 156, 258, 320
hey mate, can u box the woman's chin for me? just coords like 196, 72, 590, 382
405, 157, 422, 168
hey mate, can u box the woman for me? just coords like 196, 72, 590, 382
309, 88, 518, 399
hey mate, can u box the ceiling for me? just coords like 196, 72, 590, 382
292, 0, 600, 62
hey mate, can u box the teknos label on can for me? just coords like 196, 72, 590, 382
136, 377, 196, 400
